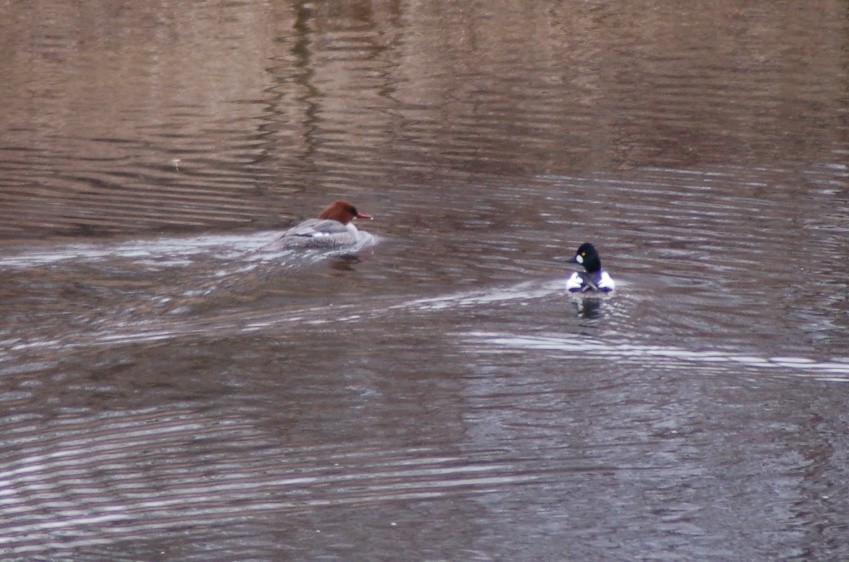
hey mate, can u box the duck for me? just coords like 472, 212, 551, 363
264, 200, 373, 249
566, 242, 615, 292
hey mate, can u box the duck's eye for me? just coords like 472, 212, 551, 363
581, 252, 586, 257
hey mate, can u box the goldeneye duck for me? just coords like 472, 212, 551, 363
566, 242, 615, 292
264, 200, 373, 249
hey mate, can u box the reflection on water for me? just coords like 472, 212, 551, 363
572, 296, 604, 320
1, 1, 849, 560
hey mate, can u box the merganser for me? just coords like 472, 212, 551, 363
566, 242, 616, 292
265, 200, 373, 249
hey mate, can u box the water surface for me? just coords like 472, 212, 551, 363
1, 2, 848, 560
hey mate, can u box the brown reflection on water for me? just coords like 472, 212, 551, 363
1, 1, 847, 237
1, 1, 849, 561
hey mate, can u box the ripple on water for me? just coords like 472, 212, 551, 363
461, 331, 849, 383
0, 403, 555, 558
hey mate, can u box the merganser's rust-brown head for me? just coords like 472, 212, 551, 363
318, 200, 373, 224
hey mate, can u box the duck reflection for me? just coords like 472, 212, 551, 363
329, 254, 361, 272
574, 297, 603, 319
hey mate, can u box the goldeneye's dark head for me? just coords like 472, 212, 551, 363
568, 242, 602, 273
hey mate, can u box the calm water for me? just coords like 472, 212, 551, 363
2, 2, 849, 560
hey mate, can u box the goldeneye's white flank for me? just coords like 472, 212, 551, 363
566, 242, 615, 292
264, 200, 373, 249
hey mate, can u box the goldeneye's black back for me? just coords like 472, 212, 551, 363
566, 242, 616, 292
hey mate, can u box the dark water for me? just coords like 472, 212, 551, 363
2, 2, 849, 560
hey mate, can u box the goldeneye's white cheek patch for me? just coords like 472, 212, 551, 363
575, 255, 583, 264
